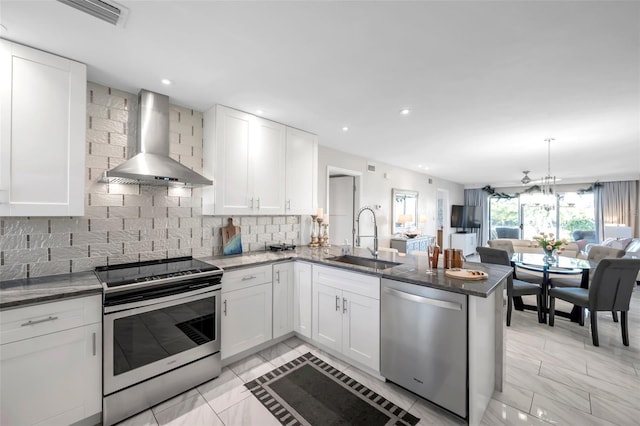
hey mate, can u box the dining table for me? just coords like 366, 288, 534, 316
510, 253, 598, 323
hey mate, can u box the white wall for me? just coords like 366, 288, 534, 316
318, 145, 464, 249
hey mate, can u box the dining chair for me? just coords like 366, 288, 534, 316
488, 240, 543, 284
476, 246, 543, 325
487, 239, 515, 256
548, 258, 640, 346
550, 245, 626, 288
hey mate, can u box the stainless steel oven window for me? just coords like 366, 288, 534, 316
104, 289, 220, 395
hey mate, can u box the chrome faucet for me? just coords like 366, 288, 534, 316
355, 206, 378, 258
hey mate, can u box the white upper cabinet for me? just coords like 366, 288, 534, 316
285, 127, 318, 215
0, 40, 86, 216
251, 116, 286, 214
203, 105, 317, 215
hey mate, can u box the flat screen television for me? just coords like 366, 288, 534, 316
451, 205, 481, 229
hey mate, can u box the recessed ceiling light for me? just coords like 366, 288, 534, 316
400, 108, 411, 115
342, 126, 349, 132
161, 79, 172, 85
256, 109, 264, 115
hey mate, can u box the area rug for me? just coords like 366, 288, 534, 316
244, 352, 420, 426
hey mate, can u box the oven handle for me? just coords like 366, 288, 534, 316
104, 285, 220, 314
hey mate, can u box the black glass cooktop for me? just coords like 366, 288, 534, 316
95, 257, 221, 288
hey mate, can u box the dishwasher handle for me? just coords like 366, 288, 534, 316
383, 286, 462, 311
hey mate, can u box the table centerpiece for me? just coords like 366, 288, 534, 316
533, 232, 568, 262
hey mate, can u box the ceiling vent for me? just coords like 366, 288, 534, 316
57, 0, 129, 27
367, 162, 377, 173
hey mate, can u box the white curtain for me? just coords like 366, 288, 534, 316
464, 188, 490, 247
594, 180, 638, 241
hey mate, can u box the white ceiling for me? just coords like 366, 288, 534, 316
1, 0, 638, 188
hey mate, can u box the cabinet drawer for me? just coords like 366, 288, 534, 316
222, 265, 272, 293
312, 265, 380, 299
0, 295, 101, 345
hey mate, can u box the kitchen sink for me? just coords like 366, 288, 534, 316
328, 255, 401, 270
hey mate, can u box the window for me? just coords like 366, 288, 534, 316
558, 192, 595, 241
489, 197, 520, 239
488, 191, 594, 242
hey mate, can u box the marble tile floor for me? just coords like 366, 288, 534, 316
117, 288, 640, 426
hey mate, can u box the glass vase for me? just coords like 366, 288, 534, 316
543, 249, 556, 264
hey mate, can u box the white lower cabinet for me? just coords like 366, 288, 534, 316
273, 262, 294, 339
293, 262, 313, 338
0, 295, 101, 426
312, 265, 380, 371
221, 265, 273, 360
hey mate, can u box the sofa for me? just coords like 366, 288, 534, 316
488, 238, 580, 258
586, 237, 640, 282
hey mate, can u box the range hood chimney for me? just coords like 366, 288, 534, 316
102, 90, 212, 187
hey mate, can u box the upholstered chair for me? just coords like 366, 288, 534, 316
549, 259, 640, 346
550, 246, 626, 288
487, 239, 515, 256
477, 246, 543, 326
488, 239, 543, 284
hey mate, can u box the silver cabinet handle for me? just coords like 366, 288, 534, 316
92, 332, 97, 356
242, 275, 257, 281
256, 197, 260, 209
276, 270, 280, 283
343, 297, 347, 314
224, 299, 227, 316
21, 316, 58, 327
383, 287, 462, 311
335, 295, 340, 311
250, 198, 254, 208
287, 200, 291, 210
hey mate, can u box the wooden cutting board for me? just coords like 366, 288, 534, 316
444, 268, 488, 280
222, 218, 242, 255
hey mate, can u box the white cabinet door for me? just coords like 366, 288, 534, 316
273, 262, 294, 339
0, 323, 101, 426
221, 282, 273, 359
0, 40, 86, 216
252, 117, 285, 215
293, 262, 312, 338
311, 265, 380, 371
342, 290, 380, 371
205, 105, 286, 215
312, 282, 343, 353
285, 128, 318, 214
212, 105, 253, 215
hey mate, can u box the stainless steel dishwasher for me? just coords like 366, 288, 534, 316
380, 278, 467, 418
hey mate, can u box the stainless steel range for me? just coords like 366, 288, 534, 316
95, 257, 223, 426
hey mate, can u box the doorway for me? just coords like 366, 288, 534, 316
327, 167, 361, 246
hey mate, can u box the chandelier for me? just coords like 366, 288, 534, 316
540, 137, 556, 211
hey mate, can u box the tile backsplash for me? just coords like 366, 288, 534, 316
0, 82, 300, 281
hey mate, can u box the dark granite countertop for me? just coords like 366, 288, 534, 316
1, 245, 510, 310
201, 245, 511, 298
0, 271, 102, 310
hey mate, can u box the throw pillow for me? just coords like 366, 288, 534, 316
611, 237, 633, 250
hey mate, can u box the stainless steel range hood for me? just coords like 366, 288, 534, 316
102, 89, 212, 187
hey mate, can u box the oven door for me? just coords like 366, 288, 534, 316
103, 287, 220, 395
